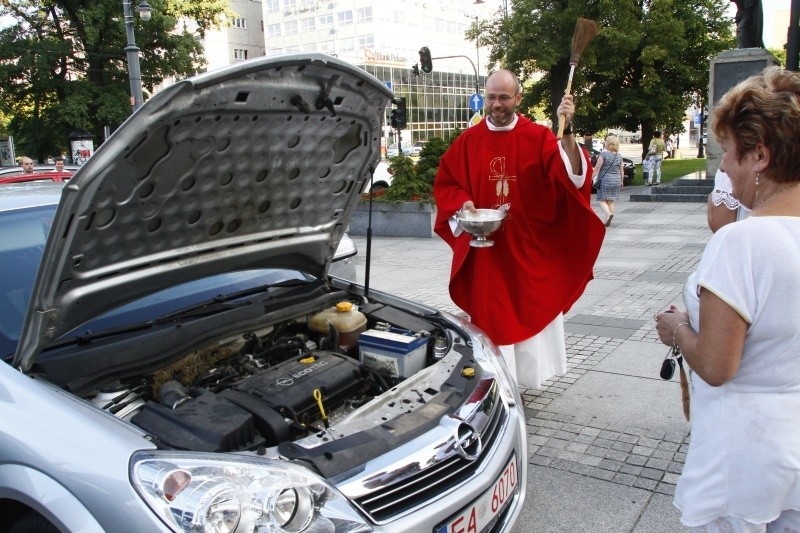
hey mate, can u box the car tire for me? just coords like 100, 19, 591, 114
9, 512, 60, 533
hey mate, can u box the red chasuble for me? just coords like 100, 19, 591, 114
434, 115, 605, 346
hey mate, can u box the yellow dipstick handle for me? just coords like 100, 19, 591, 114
313, 389, 329, 428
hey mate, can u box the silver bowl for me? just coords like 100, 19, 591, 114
457, 208, 507, 247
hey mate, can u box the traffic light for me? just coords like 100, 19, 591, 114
391, 97, 407, 130
419, 47, 433, 74
411, 64, 420, 76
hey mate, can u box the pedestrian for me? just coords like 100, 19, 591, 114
654, 66, 800, 530
645, 131, 666, 185
707, 168, 750, 232
433, 69, 605, 390
19, 156, 34, 173
665, 136, 674, 159
53, 155, 67, 174
642, 155, 653, 184
593, 134, 624, 227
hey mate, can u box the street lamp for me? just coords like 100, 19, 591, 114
122, 0, 152, 111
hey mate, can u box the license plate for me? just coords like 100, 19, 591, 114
435, 453, 518, 533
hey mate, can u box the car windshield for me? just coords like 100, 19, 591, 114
0, 204, 311, 359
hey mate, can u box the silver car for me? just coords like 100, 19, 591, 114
0, 54, 526, 533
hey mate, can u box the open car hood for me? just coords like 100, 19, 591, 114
14, 54, 392, 371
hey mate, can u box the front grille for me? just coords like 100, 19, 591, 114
353, 385, 508, 523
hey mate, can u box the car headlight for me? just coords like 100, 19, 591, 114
131, 451, 372, 533
448, 317, 518, 406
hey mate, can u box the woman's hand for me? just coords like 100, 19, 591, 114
654, 305, 690, 347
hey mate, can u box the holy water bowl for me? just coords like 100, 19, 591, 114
457, 208, 507, 247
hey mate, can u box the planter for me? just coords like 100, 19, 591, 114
349, 201, 436, 238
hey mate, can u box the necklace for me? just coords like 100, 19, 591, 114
754, 183, 799, 208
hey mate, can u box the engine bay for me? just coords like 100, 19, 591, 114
80, 297, 467, 456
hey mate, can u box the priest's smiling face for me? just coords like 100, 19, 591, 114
484, 70, 522, 128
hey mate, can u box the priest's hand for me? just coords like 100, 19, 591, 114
556, 94, 575, 125
460, 201, 477, 215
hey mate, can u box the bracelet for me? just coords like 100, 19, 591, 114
672, 322, 691, 350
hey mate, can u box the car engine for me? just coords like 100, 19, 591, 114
85, 300, 448, 454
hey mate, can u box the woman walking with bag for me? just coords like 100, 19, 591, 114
593, 134, 624, 227
654, 66, 800, 531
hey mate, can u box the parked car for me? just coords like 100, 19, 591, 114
0, 164, 80, 177
0, 54, 526, 533
0, 171, 72, 184
365, 161, 394, 191
410, 140, 427, 156
386, 142, 412, 157
579, 142, 636, 186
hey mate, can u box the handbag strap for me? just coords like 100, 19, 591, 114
597, 152, 619, 183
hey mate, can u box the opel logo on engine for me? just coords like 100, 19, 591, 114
454, 422, 482, 461
276, 378, 294, 386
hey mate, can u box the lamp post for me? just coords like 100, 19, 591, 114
122, 0, 152, 112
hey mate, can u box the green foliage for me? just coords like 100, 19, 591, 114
767, 47, 786, 67
415, 137, 450, 184
368, 130, 461, 203
477, 0, 735, 152
379, 156, 432, 203
633, 157, 707, 184
0, 0, 231, 162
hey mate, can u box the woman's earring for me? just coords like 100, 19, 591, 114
754, 172, 760, 204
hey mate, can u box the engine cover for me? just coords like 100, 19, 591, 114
234, 351, 365, 423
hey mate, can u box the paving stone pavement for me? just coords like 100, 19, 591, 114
349, 183, 712, 531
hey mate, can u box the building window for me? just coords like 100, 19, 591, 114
358, 34, 374, 49
392, 10, 405, 24
283, 0, 297, 9
234, 48, 249, 60
318, 40, 334, 53
233, 17, 246, 29
267, 23, 281, 38
435, 18, 445, 32
265, 0, 279, 13
319, 14, 333, 27
301, 17, 315, 31
337, 10, 353, 25
340, 37, 354, 51
356, 7, 372, 23
302, 43, 317, 52
284, 20, 298, 35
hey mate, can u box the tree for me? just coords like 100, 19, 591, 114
0, 0, 232, 162
477, 0, 734, 156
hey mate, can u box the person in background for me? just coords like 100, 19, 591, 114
434, 69, 605, 390
53, 156, 67, 173
645, 131, 666, 185
593, 134, 624, 227
665, 136, 674, 159
707, 168, 750, 232
654, 66, 800, 531
20, 156, 34, 173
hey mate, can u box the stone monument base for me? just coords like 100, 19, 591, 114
706, 48, 778, 178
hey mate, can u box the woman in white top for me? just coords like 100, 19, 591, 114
707, 168, 751, 232
655, 66, 800, 531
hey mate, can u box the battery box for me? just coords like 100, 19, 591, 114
358, 328, 429, 379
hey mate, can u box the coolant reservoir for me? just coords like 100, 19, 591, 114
308, 301, 367, 349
